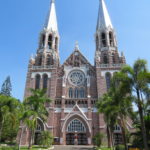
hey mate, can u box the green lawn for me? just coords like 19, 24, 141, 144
0, 146, 51, 150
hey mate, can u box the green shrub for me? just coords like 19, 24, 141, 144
93, 133, 104, 148
115, 144, 125, 150
39, 131, 53, 148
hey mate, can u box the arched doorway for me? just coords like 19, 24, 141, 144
34, 119, 44, 145
66, 119, 88, 145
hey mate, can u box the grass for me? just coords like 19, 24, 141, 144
0, 145, 52, 150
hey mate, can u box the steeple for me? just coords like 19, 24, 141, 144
45, 0, 58, 32
36, 0, 60, 67
95, 0, 126, 66
95, 0, 117, 52
97, 0, 113, 30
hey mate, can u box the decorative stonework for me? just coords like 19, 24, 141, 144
68, 70, 85, 86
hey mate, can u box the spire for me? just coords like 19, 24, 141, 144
97, 0, 113, 30
45, 0, 58, 32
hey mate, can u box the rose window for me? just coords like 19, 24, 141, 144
69, 70, 85, 86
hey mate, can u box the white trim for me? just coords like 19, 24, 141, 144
62, 113, 91, 133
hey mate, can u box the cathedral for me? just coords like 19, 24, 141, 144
20, 0, 134, 146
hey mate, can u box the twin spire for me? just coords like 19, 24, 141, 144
45, 0, 113, 32
45, 0, 58, 32
97, 0, 113, 30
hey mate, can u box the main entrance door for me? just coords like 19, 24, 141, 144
66, 133, 87, 145
66, 118, 88, 145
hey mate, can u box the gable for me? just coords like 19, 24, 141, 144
62, 50, 92, 67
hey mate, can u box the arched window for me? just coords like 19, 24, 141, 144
41, 34, 45, 48
55, 37, 58, 50
35, 74, 41, 89
69, 88, 73, 98
105, 72, 111, 90
48, 34, 53, 49
36, 124, 42, 131
80, 88, 85, 98
35, 119, 44, 132
43, 74, 48, 89
46, 55, 54, 66
103, 54, 109, 64
75, 88, 79, 98
67, 119, 86, 132
101, 33, 106, 47
96, 36, 99, 50
114, 125, 121, 131
109, 32, 114, 46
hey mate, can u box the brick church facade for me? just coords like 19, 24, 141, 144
19, 0, 134, 146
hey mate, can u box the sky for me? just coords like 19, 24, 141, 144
0, 0, 150, 100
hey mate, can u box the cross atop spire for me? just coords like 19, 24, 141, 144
97, 0, 113, 30
75, 41, 80, 51
45, 0, 58, 32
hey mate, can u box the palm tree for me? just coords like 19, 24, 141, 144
97, 71, 133, 150
111, 72, 133, 150
97, 93, 118, 149
121, 59, 150, 150
23, 89, 51, 149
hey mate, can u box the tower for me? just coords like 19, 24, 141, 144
95, 0, 126, 98
24, 0, 59, 99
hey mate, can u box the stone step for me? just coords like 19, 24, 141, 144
54, 145, 94, 150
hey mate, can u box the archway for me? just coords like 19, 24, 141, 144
64, 116, 90, 145
34, 119, 45, 145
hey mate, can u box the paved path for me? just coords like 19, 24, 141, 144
54, 145, 94, 150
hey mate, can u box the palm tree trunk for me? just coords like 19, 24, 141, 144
137, 90, 149, 150
110, 130, 114, 150
120, 118, 128, 150
107, 125, 111, 148
28, 129, 33, 149
18, 127, 24, 150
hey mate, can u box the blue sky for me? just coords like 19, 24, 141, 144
0, 0, 150, 100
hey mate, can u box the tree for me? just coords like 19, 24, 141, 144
97, 71, 133, 150
0, 95, 21, 143
97, 93, 118, 149
40, 131, 53, 148
93, 133, 104, 148
22, 89, 51, 149
0, 76, 12, 96
121, 59, 150, 150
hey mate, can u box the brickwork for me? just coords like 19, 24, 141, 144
17, 0, 134, 146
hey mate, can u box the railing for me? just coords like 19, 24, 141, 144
97, 64, 124, 68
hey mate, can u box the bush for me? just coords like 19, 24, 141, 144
93, 133, 104, 148
39, 131, 53, 148
115, 144, 125, 150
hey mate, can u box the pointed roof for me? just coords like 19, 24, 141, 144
63, 42, 92, 67
45, 0, 58, 32
97, 0, 113, 30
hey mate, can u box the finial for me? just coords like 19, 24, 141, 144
51, 0, 55, 3
75, 41, 79, 50
30, 54, 34, 60
121, 51, 124, 57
